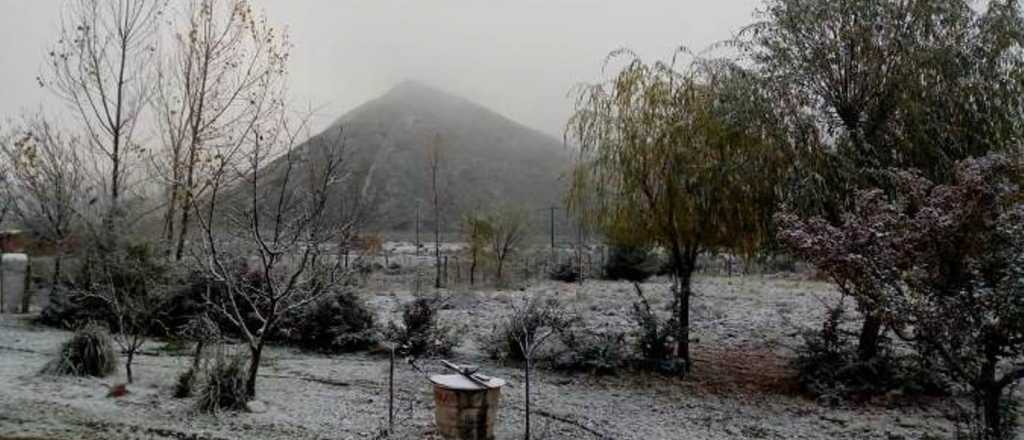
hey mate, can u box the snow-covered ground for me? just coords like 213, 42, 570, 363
0, 276, 961, 439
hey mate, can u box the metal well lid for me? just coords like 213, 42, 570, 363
429, 374, 506, 391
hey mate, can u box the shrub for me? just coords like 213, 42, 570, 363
555, 327, 628, 374
630, 284, 681, 373
160, 270, 270, 341
894, 353, 949, 397
279, 290, 378, 353
174, 367, 197, 398
37, 285, 110, 329
794, 305, 901, 403
480, 297, 574, 362
387, 296, 460, 357
43, 322, 117, 377
548, 261, 580, 283
157, 271, 218, 336
196, 353, 249, 413
39, 242, 171, 333
794, 306, 852, 400
604, 245, 660, 282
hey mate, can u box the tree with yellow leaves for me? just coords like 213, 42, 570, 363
566, 50, 786, 373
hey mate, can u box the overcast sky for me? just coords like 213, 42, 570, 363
0, 0, 761, 138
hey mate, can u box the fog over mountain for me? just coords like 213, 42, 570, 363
270, 80, 573, 232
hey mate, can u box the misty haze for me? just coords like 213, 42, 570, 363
2, 1, 1024, 440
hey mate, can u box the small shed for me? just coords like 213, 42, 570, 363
0, 230, 27, 253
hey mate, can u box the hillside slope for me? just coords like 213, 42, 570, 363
307, 80, 573, 231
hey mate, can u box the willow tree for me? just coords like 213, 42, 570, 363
566, 51, 785, 372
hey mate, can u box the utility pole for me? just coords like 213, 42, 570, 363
549, 206, 556, 250
415, 202, 421, 257
549, 206, 557, 270
577, 215, 584, 284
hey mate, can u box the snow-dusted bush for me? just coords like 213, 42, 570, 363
547, 260, 580, 283
386, 296, 460, 356
43, 322, 117, 377
480, 296, 574, 362
603, 245, 660, 282
37, 285, 106, 329
279, 289, 378, 353
555, 327, 628, 374
780, 155, 1024, 439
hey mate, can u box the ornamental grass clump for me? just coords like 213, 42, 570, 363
43, 322, 117, 378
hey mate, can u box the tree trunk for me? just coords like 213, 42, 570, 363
980, 347, 1004, 440
496, 258, 504, 283
857, 312, 884, 362
982, 385, 1003, 440
192, 340, 205, 371
388, 347, 395, 431
434, 239, 441, 289
174, 201, 191, 261
51, 254, 63, 289
125, 351, 134, 384
671, 246, 697, 374
111, 150, 121, 205
524, 357, 532, 440
162, 182, 179, 256
246, 340, 265, 398
470, 253, 477, 285
676, 268, 693, 374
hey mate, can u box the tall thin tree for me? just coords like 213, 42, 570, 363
43, 0, 163, 213
154, 0, 291, 260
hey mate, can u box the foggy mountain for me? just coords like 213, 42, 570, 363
294, 80, 574, 232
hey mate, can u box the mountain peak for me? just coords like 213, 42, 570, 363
386, 79, 437, 94
377, 79, 476, 111
310, 79, 572, 230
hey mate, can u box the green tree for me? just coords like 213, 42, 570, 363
566, 51, 784, 372
743, 0, 1024, 362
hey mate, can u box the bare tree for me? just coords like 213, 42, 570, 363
43, 0, 163, 212
195, 116, 367, 398
461, 210, 492, 286
506, 296, 571, 440
488, 207, 529, 283
1, 114, 88, 287
426, 133, 447, 288
153, 0, 291, 260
